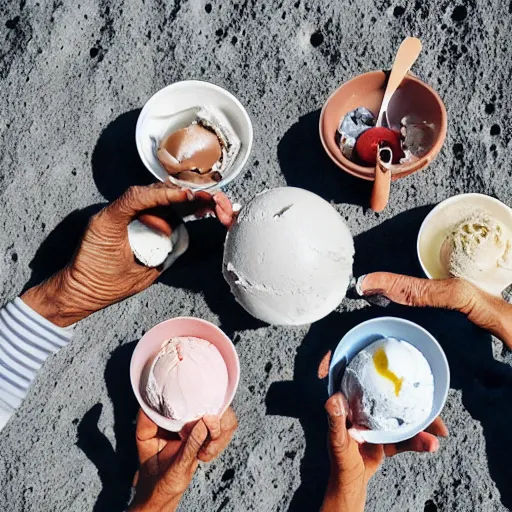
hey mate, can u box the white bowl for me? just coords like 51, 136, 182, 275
328, 316, 450, 444
417, 193, 512, 280
136, 80, 253, 191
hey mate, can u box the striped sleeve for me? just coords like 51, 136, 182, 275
0, 298, 73, 431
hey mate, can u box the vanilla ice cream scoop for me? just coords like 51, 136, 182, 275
341, 337, 434, 431
223, 187, 354, 325
144, 336, 228, 422
440, 211, 512, 297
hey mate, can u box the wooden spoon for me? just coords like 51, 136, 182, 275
370, 37, 422, 212
376, 37, 422, 128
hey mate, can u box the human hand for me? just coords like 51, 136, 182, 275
360, 272, 512, 350
22, 184, 235, 327
129, 408, 237, 512
318, 353, 448, 512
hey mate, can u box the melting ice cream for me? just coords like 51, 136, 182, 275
144, 336, 228, 422
341, 337, 434, 431
157, 106, 241, 185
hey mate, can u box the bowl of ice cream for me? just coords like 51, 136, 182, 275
130, 317, 240, 431
418, 193, 512, 298
328, 317, 449, 444
319, 70, 447, 181
136, 80, 253, 191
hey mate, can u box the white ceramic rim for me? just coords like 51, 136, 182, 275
416, 193, 512, 279
328, 316, 450, 444
135, 79, 254, 191
130, 316, 241, 432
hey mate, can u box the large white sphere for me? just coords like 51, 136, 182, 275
223, 187, 354, 325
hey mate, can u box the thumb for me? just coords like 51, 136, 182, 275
174, 420, 209, 472
106, 183, 190, 225
325, 393, 351, 463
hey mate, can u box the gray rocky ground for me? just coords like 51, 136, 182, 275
1, 0, 512, 510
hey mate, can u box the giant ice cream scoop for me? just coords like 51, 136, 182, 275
341, 337, 434, 431
222, 187, 354, 325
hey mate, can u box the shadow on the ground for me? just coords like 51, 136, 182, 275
22, 203, 106, 292
266, 205, 512, 511
277, 109, 371, 207
91, 109, 153, 202
158, 216, 266, 339
23, 108, 149, 292
76, 340, 139, 512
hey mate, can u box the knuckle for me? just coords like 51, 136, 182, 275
126, 185, 140, 197
330, 442, 351, 464
87, 212, 102, 229
122, 186, 140, 206
188, 431, 204, 452
390, 276, 413, 304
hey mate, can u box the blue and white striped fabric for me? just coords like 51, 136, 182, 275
0, 298, 73, 431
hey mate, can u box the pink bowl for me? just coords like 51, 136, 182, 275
130, 317, 240, 432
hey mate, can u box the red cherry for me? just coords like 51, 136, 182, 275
355, 127, 403, 165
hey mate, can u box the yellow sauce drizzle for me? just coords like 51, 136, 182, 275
373, 348, 404, 397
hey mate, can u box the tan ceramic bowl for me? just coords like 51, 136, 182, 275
319, 71, 447, 181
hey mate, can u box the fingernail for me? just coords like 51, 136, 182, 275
328, 395, 346, 417
180, 187, 195, 200
348, 429, 365, 444
427, 440, 439, 453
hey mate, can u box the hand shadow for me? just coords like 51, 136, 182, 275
91, 109, 153, 202
266, 206, 512, 510
158, 216, 266, 339
76, 340, 139, 512
277, 109, 371, 207
22, 203, 106, 292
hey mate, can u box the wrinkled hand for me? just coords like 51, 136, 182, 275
22, 184, 235, 327
318, 353, 448, 512
129, 408, 237, 512
361, 272, 512, 350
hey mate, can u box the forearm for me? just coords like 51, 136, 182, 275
464, 292, 512, 351
0, 294, 73, 431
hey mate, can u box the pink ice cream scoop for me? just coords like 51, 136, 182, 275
144, 336, 229, 422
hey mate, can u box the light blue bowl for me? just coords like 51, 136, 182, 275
328, 316, 450, 444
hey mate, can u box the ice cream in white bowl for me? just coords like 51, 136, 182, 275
417, 193, 512, 299
328, 317, 449, 444
136, 80, 253, 191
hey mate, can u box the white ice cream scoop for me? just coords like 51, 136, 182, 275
128, 220, 189, 270
222, 187, 354, 325
341, 337, 434, 431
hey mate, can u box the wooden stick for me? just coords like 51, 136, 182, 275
370, 146, 392, 212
